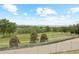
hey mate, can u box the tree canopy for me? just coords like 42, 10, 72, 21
0, 19, 16, 36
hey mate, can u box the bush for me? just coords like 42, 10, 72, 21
30, 31, 39, 43
40, 34, 48, 42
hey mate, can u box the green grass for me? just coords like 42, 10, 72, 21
0, 32, 75, 49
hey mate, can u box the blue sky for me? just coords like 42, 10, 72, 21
0, 4, 79, 26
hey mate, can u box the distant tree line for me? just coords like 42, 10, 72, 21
17, 24, 79, 34
0, 18, 79, 36
16, 25, 52, 34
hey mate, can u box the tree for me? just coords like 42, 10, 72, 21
6, 22, 16, 35
0, 19, 9, 35
0, 18, 16, 36
75, 23, 79, 34
45, 26, 51, 32
69, 24, 79, 34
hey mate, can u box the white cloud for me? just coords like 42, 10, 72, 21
8, 14, 78, 26
3, 4, 18, 15
33, 15, 76, 26
41, 15, 71, 22
14, 13, 18, 15
24, 13, 28, 16
36, 8, 57, 16
68, 7, 79, 13
65, 15, 71, 18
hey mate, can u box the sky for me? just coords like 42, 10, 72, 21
0, 4, 79, 26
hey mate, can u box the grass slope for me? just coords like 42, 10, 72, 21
0, 32, 74, 49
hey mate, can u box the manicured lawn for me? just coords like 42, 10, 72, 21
0, 32, 75, 49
